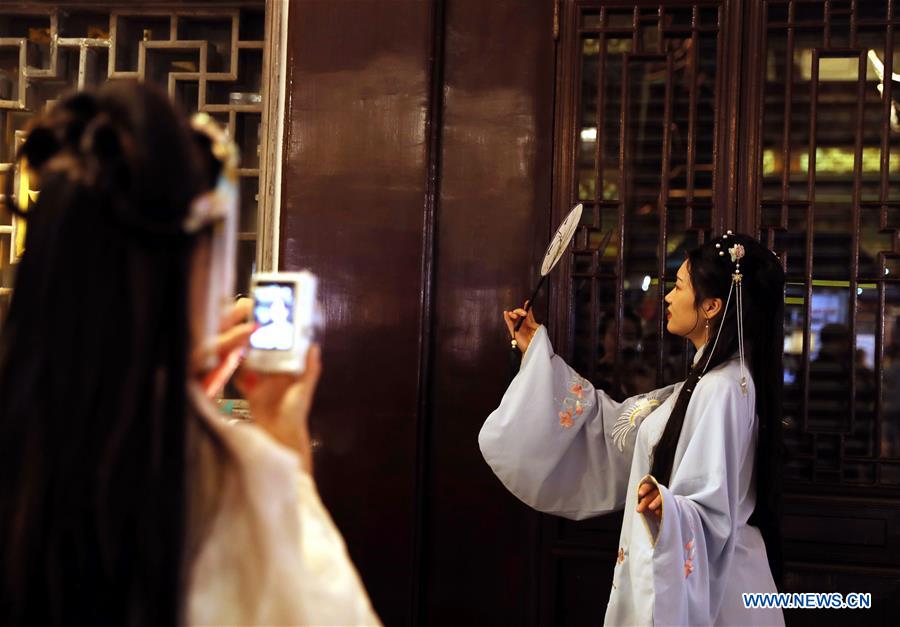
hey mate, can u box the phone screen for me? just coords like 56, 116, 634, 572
250, 281, 295, 350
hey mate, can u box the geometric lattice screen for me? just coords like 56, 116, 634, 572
758, 0, 900, 490
0, 3, 268, 327
569, 3, 723, 401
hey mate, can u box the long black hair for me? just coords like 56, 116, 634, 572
0, 83, 214, 625
650, 233, 785, 584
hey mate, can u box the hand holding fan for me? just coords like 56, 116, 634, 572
507, 204, 613, 376
510, 203, 583, 350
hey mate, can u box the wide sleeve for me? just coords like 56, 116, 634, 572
479, 325, 676, 520
634, 371, 755, 624
185, 385, 382, 627
294, 471, 382, 626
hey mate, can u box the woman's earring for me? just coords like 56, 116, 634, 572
705, 319, 710, 339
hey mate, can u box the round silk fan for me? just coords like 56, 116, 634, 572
509, 204, 613, 374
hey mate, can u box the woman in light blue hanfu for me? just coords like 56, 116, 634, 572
480, 233, 785, 626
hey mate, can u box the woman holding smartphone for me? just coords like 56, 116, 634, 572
0, 83, 378, 626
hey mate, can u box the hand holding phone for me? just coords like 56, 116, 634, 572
201, 297, 255, 398
235, 344, 322, 471
245, 271, 319, 373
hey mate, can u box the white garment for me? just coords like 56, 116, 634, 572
479, 326, 783, 626
187, 384, 381, 626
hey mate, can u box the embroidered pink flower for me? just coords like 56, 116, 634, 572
617, 547, 625, 564
556, 376, 593, 429
683, 538, 696, 578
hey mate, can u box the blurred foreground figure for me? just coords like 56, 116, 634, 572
0, 82, 379, 627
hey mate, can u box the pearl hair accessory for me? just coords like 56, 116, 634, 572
702, 230, 749, 395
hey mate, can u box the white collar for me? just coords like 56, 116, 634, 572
692, 342, 706, 367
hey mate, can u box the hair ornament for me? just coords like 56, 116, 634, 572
703, 232, 749, 395
183, 113, 238, 233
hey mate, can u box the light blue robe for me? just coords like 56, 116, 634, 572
479, 326, 783, 626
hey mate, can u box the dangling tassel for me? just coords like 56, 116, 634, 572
712, 235, 749, 394
509, 340, 522, 383
732, 254, 749, 395
737, 278, 748, 395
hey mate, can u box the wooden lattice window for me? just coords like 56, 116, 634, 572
0, 1, 285, 332
755, 0, 900, 490
563, 2, 731, 401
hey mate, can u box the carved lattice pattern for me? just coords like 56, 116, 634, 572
570, 3, 723, 401
0, 3, 267, 327
758, 0, 900, 490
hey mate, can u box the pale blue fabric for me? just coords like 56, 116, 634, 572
479, 326, 783, 626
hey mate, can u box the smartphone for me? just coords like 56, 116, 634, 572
245, 271, 318, 373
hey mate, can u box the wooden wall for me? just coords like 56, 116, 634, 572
280, 1, 556, 624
